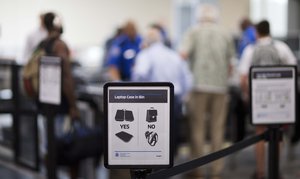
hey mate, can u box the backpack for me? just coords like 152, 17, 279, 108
251, 41, 286, 66
22, 38, 56, 98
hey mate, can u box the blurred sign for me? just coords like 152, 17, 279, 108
104, 82, 174, 169
39, 56, 62, 105
250, 66, 297, 124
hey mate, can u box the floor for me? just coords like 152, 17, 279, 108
0, 139, 300, 179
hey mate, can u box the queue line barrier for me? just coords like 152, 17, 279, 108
146, 126, 282, 179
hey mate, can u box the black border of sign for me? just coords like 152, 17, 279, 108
103, 82, 174, 169
249, 65, 298, 125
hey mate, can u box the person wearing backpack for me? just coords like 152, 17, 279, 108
37, 12, 80, 120
37, 12, 80, 179
239, 20, 297, 179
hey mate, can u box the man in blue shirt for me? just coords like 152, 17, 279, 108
238, 18, 256, 59
107, 21, 142, 81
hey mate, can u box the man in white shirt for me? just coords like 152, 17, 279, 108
132, 26, 192, 99
20, 13, 48, 64
239, 20, 297, 179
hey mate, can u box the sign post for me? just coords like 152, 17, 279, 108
250, 66, 297, 179
39, 56, 62, 179
103, 82, 174, 178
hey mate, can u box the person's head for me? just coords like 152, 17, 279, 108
151, 24, 166, 38
43, 12, 63, 36
197, 4, 219, 23
123, 21, 137, 40
255, 20, 270, 38
240, 18, 252, 31
143, 25, 163, 48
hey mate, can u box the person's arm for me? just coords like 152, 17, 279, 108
53, 40, 80, 119
227, 36, 236, 76
280, 42, 297, 65
240, 74, 249, 101
106, 45, 122, 81
108, 66, 121, 81
179, 59, 193, 101
179, 29, 194, 60
238, 45, 253, 102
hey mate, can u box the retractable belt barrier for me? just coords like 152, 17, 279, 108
0, 60, 40, 171
146, 131, 268, 179
104, 72, 295, 179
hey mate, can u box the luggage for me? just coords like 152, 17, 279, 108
56, 121, 103, 166
252, 41, 285, 66
146, 107, 157, 123
114, 109, 134, 122
22, 39, 56, 98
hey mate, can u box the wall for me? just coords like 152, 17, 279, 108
219, 0, 250, 35
0, 0, 173, 58
288, 0, 300, 35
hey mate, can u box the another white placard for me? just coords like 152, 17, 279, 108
39, 56, 62, 105
107, 85, 171, 166
250, 66, 296, 124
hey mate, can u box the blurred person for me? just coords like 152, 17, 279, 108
38, 12, 80, 179
107, 21, 142, 81
179, 4, 235, 179
228, 18, 256, 143
132, 25, 192, 153
238, 18, 256, 60
239, 20, 296, 179
106, 21, 141, 179
102, 27, 123, 67
39, 12, 79, 122
151, 23, 172, 48
20, 13, 48, 64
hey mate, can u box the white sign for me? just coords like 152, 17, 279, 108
39, 56, 62, 105
104, 83, 173, 168
250, 66, 297, 124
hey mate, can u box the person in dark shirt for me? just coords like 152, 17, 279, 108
40, 12, 80, 179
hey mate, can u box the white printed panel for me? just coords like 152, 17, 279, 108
251, 67, 296, 124
39, 56, 61, 105
107, 86, 170, 165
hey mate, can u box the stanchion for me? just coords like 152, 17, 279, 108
46, 108, 57, 179
130, 169, 152, 179
268, 125, 281, 179
39, 56, 63, 179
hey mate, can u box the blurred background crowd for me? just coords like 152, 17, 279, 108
0, 0, 300, 179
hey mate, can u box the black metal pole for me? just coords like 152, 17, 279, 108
11, 64, 20, 164
268, 126, 280, 179
130, 169, 152, 179
46, 110, 57, 179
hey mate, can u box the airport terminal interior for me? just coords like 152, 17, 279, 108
0, 0, 300, 178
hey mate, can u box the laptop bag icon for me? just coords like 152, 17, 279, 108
115, 109, 134, 122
